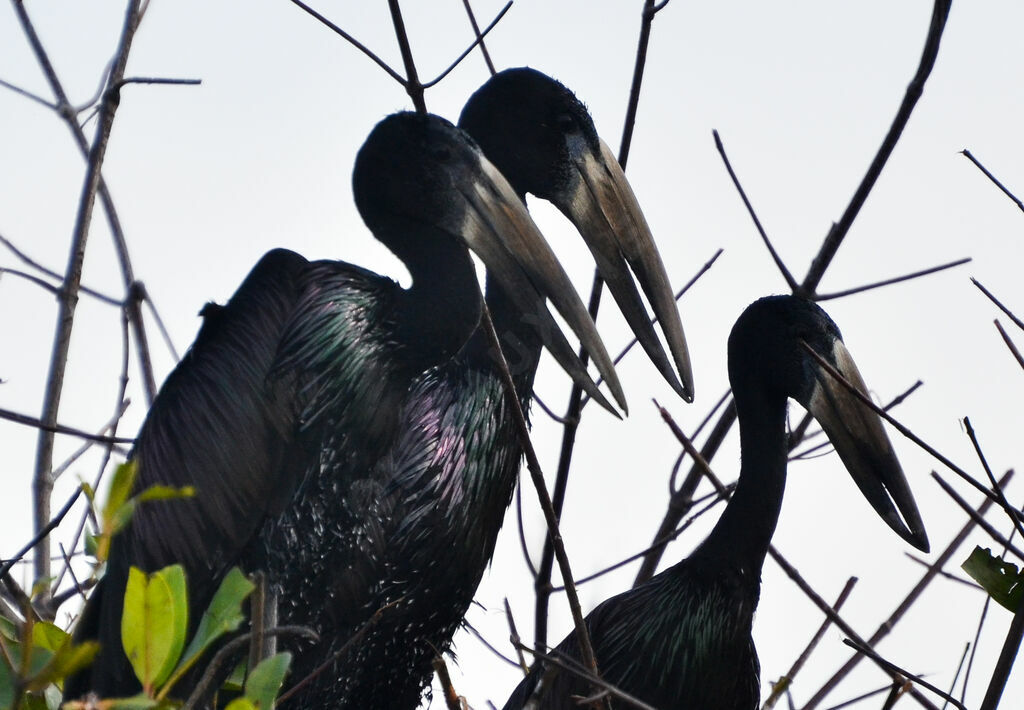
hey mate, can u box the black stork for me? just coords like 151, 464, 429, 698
66, 111, 631, 702
502, 295, 930, 710
268, 68, 697, 708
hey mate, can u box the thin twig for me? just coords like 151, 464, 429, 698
536, 0, 665, 659
994, 320, 1024, 371
19, 0, 146, 583
960, 149, 1024, 214
800, 340, 1019, 519
478, 304, 606, 704
0, 406, 134, 445
387, 0, 426, 113
51, 401, 130, 481
803, 469, 1013, 709
842, 639, 966, 710
763, 578, 858, 709
713, 129, 799, 293
822, 684, 893, 710
768, 547, 940, 710
142, 289, 180, 360
432, 655, 462, 710
0, 234, 123, 305
654, 400, 727, 493
944, 642, 971, 710
963, 417, 1024, 539
118, 76, 201, 87
790, 380, 923, 460
532, 394, 576, 425
0, 488, 82, 582
802, 0, 952, 293
0, 75, 56, 109
634, 401, 737, 585
505, 599, 529, 674
463, 618, 521, 670
288, 0, 405, 84
972, 278, 1024, 333
581, 248, 723, 406
421, 2, 512, 89
512, 642, 658, 710
12, 3, 160, 409
181, 626, 317, 710
554, 492, 726, 592
815, 257, 971, 301
903, 553, 981, 590
461, 0, 497, 75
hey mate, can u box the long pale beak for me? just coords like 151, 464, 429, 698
805, 339, 930, 552
558, 135, 695, 402
457, 153, 628, 417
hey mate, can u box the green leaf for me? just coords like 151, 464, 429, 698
30, 578, 55, 600
31, 622, 68, 653
178, 568, 254, 666
105, 462, 139, 525
25, 641, 100, 691
223, 698, 258, 710
0, 616, 18, 642
0, 654, 14, 709
135, 485, 196, 504
111, 499, 139, 535
80, 480, 96, 505
22, 692, 49, 710
121, 565, 189, 692
244, 653, 291, 708
223, 660, 247, 692
85, 532, 99, 558
162, 568, 254, 694
962, 546, 1024, 612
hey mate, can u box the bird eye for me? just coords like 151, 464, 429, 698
555, 113, 576, 132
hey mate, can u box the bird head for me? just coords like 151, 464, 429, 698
729, 295, 930, 552
353, 111, 628, 415
460, 67, 695, 402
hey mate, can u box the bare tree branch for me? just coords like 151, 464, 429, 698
763, 578, 858, 709
288, 0, 405, 84
814, 257, 971, 301
422, 2, 512, 89
972, 278, 1024, 333
841, 639, 966, 710
713, 129, 800, 293
461, 0, 497, 75
960, 148, 1024, 214
802, 0, 953, 293
802, 469, 1012, 708
536, 0, 668, 660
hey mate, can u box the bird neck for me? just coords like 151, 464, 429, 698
394, 228, 484, 371
696, 389, 789, 572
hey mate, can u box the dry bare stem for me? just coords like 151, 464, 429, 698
14, 0, 145, 586
535, 0, 671, 668
960, 149, 1024, 215
802, 469, 1014, 708
763, 577, 858, 709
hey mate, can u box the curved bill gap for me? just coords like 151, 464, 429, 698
567, 136, 695, 402
455, 154, 626, 416
805, 338, 930, 552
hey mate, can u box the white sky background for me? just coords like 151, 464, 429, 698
1, 1, 1023, 708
